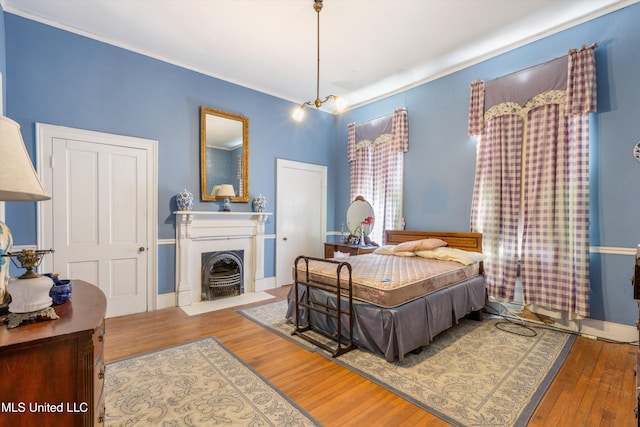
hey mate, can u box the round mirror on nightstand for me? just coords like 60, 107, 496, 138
345, 196, 376, 246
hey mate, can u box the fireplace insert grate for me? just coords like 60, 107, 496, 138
208, 271, 241, 297
201, 250, 244, 300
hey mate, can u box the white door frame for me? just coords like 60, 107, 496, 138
36, 123, 158, 311
275, 158, 327, 287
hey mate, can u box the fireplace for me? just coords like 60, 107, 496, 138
174, 211, 272, 306
201, 250, 244, 300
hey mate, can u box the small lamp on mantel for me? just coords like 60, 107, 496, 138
217, 184, 235, 212
0, 116, 53, 318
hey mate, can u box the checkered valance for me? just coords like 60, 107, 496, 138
468, 46, 597, 136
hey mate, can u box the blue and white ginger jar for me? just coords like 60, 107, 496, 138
176, 189, 194, 211
253, 194, 267, 212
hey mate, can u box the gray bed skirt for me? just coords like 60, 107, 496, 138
286, 275, 486, 361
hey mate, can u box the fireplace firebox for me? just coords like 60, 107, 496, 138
201, 250, 244, 300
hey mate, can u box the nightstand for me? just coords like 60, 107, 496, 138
324, 242, 376, 258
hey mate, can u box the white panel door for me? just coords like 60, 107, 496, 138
276, 159, 327, 287
51, 138, 148, 317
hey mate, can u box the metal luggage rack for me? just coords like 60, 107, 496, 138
292, 255, 356, 358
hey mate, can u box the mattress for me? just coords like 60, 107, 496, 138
293, 253, 481, 308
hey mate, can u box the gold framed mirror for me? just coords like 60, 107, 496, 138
200, 106, 249, 202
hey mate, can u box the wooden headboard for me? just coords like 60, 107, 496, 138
384, 230, 483, 253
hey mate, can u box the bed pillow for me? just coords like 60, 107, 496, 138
393, 238, 448, 253
374, 245, 416, 257
415, 247, 486, 265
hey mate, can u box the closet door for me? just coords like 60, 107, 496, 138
38, 124, 158, 318
275, 159, 327, 287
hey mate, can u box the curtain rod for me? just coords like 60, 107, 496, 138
484, 42, 598, 85
348, 107, 406, 127
570, 42, 598, 53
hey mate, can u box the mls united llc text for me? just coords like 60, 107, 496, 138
1, 401, 89, 413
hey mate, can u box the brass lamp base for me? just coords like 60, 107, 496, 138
12, 249, 53, 279
4, 307, 59, 329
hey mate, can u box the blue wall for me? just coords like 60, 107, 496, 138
3, 13, 337, 293
3, 4, 639, 325
0, 3, 5, 111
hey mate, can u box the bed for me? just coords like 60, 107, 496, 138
286, 230, 486, 361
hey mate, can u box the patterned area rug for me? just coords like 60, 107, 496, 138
240, 300, 575, 427
104, 337, 320, 426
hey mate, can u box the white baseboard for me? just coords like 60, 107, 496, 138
580, 318, 636, 343
486, 300, 636, 343
255, 276, 276, 292
157, 292, 176, 310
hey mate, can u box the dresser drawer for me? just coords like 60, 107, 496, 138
94, 318, 105, 425
93, 319, 105, 361
636, 351, 640, 422
95, 396, 106, 426
94, 358, 105, 404
324, 243, 341, 258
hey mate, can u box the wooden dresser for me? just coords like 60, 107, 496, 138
324, 242, 376, 258
634, 246, 640, 424
0, 281, 107, 427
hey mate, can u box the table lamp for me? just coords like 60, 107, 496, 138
217, 184, 235, 212
0, 116, 52, 316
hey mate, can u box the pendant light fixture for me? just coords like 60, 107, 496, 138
292, 0, 347, 121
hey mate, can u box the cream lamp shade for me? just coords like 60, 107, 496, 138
217, 184, 235, 197
0, 116, 51, 201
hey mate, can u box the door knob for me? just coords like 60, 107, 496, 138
283, 237, 288, 241
139, 247, 146, 252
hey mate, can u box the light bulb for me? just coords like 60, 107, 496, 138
292, 106, 305, 122
334, 96, 348, 112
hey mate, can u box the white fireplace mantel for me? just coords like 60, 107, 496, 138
174, 211, 272, 306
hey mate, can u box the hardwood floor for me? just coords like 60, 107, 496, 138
105, 286, 637, 426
